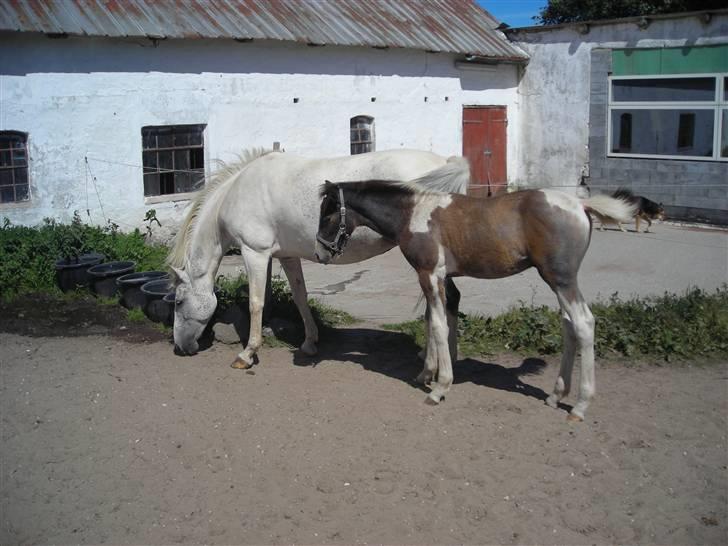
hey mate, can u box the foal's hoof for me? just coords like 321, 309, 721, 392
424, 396, 440, 406
425, 392, 444, 405
566, 413, 584, 423
545, 395, 559, 409
231, 356, 253, 370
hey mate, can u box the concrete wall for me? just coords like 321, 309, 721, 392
511, 13, 728, 223
0, 33, 520, 235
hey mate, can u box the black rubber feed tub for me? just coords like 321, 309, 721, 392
54, 253, 105, 292
140, 279, 176, 326
117, 271, 170, 309
87, 261, 136, 298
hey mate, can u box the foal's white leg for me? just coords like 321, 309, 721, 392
417, 278, 459, 374
419, 274, 453, 404
232, 247, 271, 369
279, 257, 319, 356
552, 290, 596, 421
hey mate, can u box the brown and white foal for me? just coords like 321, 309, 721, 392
315, 181, 635, 421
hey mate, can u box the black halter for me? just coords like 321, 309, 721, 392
316, 187, 350, 257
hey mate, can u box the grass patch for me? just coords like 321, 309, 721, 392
126, 308, 147, 322
385, 286, 728, 362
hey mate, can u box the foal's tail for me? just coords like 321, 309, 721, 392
582, 194, 637, 225
407, 156, 470, 195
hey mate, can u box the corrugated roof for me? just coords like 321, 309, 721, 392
0, 0, 528, 61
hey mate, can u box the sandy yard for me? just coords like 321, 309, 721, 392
1, 296, 726, 545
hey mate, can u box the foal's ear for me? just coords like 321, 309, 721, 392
319, 180, 335, 198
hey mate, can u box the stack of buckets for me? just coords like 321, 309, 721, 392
54, 254, 175, 326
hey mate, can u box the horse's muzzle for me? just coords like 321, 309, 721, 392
174, 341, 199, 356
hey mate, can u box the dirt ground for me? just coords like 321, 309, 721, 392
1, 296, 727, 545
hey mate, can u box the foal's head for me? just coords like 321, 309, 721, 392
315, 181, 356, 264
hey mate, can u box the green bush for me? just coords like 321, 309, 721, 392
0, 214, 168, 300
385, 286, 728, 361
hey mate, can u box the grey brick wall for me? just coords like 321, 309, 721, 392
587, 49, 728, 225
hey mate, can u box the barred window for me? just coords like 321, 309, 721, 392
350, 116, 375, 155
0, 131, 29, 203
142, 124, 206, 196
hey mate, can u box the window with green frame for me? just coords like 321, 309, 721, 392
608, 46, 728, 161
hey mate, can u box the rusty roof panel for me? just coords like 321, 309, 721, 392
0, 0, 528, 60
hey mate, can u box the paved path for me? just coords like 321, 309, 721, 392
220, 223, 727, 324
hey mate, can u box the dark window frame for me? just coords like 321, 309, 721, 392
0, 131, 30, 204
350, 115, 375, 155
142, 124, 206, 197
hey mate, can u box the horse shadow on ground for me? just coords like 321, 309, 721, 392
288, 326, 572, 413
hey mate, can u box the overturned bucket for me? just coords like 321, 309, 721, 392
88, 261, 136, 298
117, 271, 170, 309
141, 279, 175, 326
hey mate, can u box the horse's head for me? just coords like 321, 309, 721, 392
315, 181, 356, 264
170, 266, 217, 355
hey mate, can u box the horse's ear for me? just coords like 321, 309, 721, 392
171, 266, 190, 284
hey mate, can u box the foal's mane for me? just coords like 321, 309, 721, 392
167, 148, 273, 272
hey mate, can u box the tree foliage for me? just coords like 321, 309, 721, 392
534, 0, 725, 25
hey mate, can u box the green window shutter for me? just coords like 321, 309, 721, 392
612, 45, 728, 75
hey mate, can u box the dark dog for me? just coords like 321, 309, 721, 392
595, 188, 665, 233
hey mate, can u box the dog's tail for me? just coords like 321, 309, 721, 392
582, 193, 637, 224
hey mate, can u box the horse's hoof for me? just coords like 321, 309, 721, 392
545, 395, 559, 409
231, 357, 253, 370
566, 413, 584, 423
424, 396, 440, 406
415, 371, 432, 386
300, 340, 318, 357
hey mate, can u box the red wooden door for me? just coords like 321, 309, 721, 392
462, 106, 507, 197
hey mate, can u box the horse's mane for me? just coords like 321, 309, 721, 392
166, 148, 273, 273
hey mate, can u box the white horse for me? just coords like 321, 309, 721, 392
167, 149, 470, 368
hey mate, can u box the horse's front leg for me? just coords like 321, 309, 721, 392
444, 277, 460, 365
418, 271, 453, 405
416, 277, 459, 379
415, 302, 436, 386
279, 257, 318, 356
232, 248, 271, 369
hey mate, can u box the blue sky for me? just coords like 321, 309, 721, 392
476, 0, 548, 28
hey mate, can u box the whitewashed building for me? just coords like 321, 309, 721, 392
508, 9, 728, 224
0, 0, 527, 235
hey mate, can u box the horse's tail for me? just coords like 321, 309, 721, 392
408, 156, 470, 195
582, 194, 637, 224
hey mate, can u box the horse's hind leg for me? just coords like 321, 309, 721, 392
279, 257, 319, 356
232, 247, 271, 369
546, 310, 577, 409
551, 286, 596, 421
